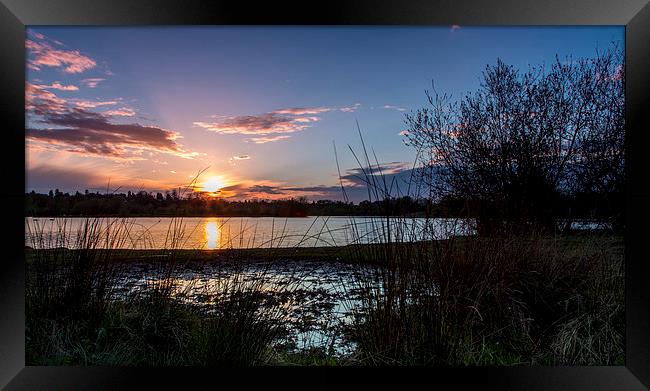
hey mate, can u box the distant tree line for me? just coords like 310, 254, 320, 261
25, 190, 433, 217
26, 189, 617, 221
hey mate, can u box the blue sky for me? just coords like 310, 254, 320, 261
25, 26, 623, 201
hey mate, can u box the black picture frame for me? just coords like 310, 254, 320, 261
1, 0, 649, 389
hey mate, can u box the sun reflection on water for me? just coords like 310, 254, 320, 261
204, 219, 221, 249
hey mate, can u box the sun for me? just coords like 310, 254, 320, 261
200, 176, 225, 194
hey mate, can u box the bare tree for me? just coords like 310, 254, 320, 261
404, 43, 624, 234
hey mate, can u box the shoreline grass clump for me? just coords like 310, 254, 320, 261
343, 222, 623, 366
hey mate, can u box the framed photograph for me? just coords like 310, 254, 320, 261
1, 0, 649, 389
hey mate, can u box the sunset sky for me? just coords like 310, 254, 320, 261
25, 26, 623, 202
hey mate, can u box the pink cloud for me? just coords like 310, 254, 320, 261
340, 103, 361, 113
81, 78, 105, 88
104, 107, 136, 117
215, 181, 323, 201
196, 105, 340, 142
232, 155, 251, 160
26, 86, 198, 160
245, 135, 291, 144
36, 82, 79, 91
292, 116, 320, 123
27, 111, 198, 160
25, 82, 68, 114
273, 107, 331, 115
26, 39, 96, 74
73, 100, 119, 109
194, 112, 318, 135
29, 31, 45, 40
383, 104, 406, 112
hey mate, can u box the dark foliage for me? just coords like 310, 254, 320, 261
404, 44, 624, 234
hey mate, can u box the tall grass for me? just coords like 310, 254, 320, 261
26, 217, 136, 364
25, 218, 131, 320
336, 131, 624, 366
25, 214, 310, 366
345, 234, 623, 365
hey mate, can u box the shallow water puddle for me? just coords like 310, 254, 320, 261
115, 260, 378, 355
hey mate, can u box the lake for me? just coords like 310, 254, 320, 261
25, 216, 476, 250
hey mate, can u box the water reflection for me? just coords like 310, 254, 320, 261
120, 261, 362, 355
204, 219, 221, 249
